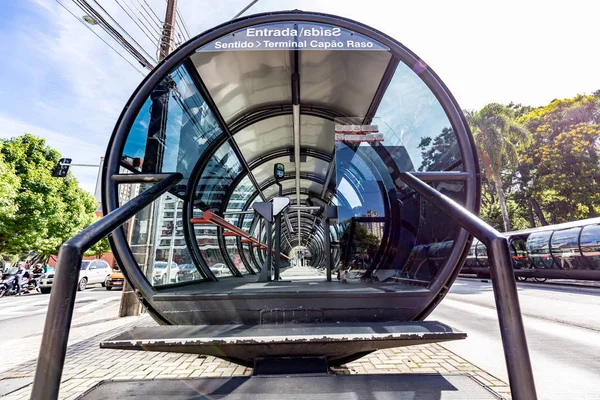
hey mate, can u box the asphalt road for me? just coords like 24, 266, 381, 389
428, 278, 600, 400
0, 283, 122, 340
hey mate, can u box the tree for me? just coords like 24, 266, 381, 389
479, 176, 529, 231
518, 94, 600, 223
0, 134, 98, 259
0, 147, 19, 261
466, 104, 528, 232
85, 235, 111, 259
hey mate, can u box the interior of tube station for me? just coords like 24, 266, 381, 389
102, 12, 481, 328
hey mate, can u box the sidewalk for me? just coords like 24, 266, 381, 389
0, 314, 511, 400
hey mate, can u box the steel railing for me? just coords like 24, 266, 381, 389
30, 173, 183, 400
399, 172, 537, 400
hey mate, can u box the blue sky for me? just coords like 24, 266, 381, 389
1, 0, 599, 194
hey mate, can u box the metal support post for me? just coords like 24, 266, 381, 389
274, 183, 283, 280
253, 202, 274, 282
30, 173, 183, 400
265, 219, 273, 281
399, 172, 536, 400
324, 216, 332, 282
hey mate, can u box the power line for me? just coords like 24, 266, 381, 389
134, 0, 164, 33
142, 0, 163, 26
171, 4, 189, 42
174, 16, 187, 42
55, 0, 146, 76
124, 0, 162, 38
176, 8, 191, 39
113, 0, 159, 45
85, 0, 156, 58
73, 0, 157, 68
232, 0, 260, 20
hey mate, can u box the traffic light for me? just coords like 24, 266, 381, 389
274, 163, 285, 180
52, 158, 72, 178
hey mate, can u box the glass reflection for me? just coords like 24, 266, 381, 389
580, 224, 600, 270
195, 141, 243, 212
121, 63, 222, 192
120, 187, 202, 287
550, 227, 581, 270
374, 62, 460, 172
527, 231, 554, 269
510, 237, 529, 269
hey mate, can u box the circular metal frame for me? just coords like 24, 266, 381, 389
102, 10, 480, 324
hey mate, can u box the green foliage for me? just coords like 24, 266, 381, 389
417, 127, 460, 171
479, 180, 529, 231
460, 93, 600, 229
85, 232, 111, 258
352, 222, 380, 255
518, 94, 600, 224
0, 147, 20, 258
0, 134, 98, 258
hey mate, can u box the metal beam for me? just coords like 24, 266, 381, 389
191, 211, 289, 260
112, 173, 176, 183
410, 171, 471, 182
292, 49, 301, 247
223, 210, 256, 215
289, 205, 321, 211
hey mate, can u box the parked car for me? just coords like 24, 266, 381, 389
105, 270, 125, 290
153, 261, 179, 285
176, 264, 200, 282
209, 263, 231, 277
39, 260, 112, 294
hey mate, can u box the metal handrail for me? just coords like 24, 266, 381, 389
399, 172, 537, 400
191, 211, 290, 260
30, 173, 183, 400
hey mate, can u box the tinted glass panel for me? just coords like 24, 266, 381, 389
527, 231, 554, 269
121, 63, 222, 194
120, 186, 204, 287
195, 141, 243, 212
510, 237, 529, 269
374, 62, 461, 172
580, 224, 600, 270
550, 227, 581, 270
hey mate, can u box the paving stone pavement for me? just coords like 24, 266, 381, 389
0, 315, 511, 400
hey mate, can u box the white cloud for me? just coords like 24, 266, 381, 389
4, 0, 599, 197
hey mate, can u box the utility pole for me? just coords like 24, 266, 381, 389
120, 0, 179, 318
159, 0, 178, 61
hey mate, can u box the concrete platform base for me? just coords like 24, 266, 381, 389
100, 321, 466, 367
78, 374, 501, 399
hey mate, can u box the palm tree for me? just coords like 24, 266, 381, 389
466, 104, 528, 232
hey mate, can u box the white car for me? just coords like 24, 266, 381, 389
210, 263, 231, 277
153, 261, 179, 285
39, 260, 112, 294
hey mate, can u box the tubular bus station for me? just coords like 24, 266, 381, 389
32, 11, 538, 400
463, 217, 600, 281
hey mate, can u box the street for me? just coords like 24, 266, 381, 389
1, 277, 599, 399
0, 285, 121, 341
428, 278, 600, 400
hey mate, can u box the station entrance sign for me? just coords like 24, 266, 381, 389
197, 22, 390, 52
